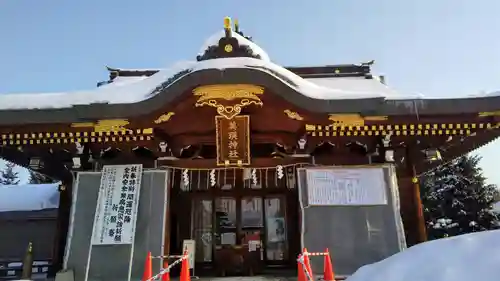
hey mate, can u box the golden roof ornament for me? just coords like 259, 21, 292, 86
234, 19, 239, 33
224, 16, 232, 38
224, 16, 232, 30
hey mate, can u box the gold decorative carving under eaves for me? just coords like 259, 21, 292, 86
478, 111, 500, 117
306, 121, 499, 137
284, 109, 304, 121
71, 119, 130, 132
154, 112, 175, 124
193, 84, 264, 119
1, 125, 154, 146
328, 114, 388, 126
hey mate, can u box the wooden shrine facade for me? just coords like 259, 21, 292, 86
0, 17, 499, 276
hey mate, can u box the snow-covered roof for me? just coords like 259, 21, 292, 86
106, 76, 148, 86
0, 58, 410, 110
199, 30, 271, 62
347, 230, 500, 281
0, 184, 60, 212
305, 77, 403, 99
107, 67, 158, 72
0, 60, 193, 110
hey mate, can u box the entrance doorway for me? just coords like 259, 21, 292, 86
190, 195, 289, 274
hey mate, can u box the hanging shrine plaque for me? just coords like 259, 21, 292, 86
216, 115, 250, 166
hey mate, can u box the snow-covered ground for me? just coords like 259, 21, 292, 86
347, 230, 500, 281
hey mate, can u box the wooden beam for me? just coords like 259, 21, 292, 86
157, 157, 311, 169
414, 128, 500, 175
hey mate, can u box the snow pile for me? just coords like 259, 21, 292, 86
0, 184, 60, 212
199, 30, 271, 62
347, 230, 500, 281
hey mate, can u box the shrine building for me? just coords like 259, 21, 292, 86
0, 17, 499, 279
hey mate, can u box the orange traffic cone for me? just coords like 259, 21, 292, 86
297, 254, 307, 281
323, 248, 335, 281
161, 259, 170, 281
180, 250, 190, 281
302, 248, 313, 280
142, 252, 153, 281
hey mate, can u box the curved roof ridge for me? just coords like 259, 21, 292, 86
0, 57, 499, 124
0, 58, 402, 111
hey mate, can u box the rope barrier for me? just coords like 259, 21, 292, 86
297, 254, 315, 281
145, 254, 187, 281
151, 255, 184, 259
303, 251, 329, 256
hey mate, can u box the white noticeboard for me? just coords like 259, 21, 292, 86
91, 164, 143, 245
182, 240, 196, 269
305, 167, 387, 206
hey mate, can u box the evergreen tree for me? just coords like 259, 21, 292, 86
0, 161, 20, 185
29, 170, 54, 184
421, 154, 499, 240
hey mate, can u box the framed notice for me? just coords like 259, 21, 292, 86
305, 167, 387, 206
91, 164, 143, 245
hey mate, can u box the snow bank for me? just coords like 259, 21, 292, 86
347, 230, 500, 281
0, 184, 60, 212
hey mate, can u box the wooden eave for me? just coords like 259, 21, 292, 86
0, 90, 309, 159
307, 112, 500, 170
1, 68, 500, 126
106, 66, 158, 80
414, 127, 500, 175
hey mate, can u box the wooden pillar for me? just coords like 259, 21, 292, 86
49, 172, 74, 276
406, 147, 427, 244
163, 169, 175, 259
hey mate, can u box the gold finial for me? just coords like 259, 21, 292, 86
234, 19, 239, 32
224, 17, 232, 30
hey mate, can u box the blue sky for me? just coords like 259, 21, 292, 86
0, 0, 499, 186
